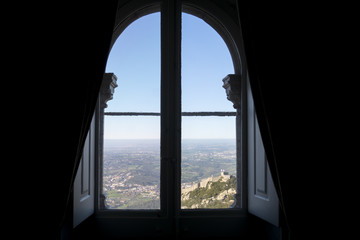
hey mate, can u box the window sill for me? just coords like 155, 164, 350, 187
94, 209, 248, 239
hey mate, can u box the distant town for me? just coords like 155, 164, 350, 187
103, 171, 160, 209
103, 139, 236, 209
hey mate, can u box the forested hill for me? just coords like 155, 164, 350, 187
181, 176, 236, 209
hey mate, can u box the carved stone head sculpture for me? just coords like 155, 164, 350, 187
222, 74, 241, 109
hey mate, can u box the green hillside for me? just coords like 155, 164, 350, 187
181, 176, 236, 209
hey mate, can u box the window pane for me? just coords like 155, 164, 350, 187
103, 117, 160, 210
103, 12, 161, 210
182, 13, 234, 112
181, 12, 237, 209
181, 117, 237, 209
105, 13, 160, 113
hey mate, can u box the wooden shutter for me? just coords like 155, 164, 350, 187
247, 79, 279, 226
73, 114, 96, 227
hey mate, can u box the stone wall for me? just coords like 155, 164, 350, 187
181, 171, 232, 195
181, 183, 200, 195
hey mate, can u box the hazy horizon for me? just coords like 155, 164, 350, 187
104, 13, 234, 140
104, 138, 236, 140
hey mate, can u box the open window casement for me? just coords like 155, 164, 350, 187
223, 73, 280, 227
73, 113, 96, 228
247, 77, 280, 226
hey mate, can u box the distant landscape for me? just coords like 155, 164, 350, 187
103, 139, 236, 209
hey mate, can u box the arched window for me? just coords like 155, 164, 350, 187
74, 1, 280, 238
102, 11, 238, 211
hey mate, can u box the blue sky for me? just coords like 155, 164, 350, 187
104, 12, 235, 139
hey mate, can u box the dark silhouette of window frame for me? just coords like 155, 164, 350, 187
92, 0, 249, 238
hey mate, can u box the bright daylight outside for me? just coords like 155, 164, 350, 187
102, 12, 237, 210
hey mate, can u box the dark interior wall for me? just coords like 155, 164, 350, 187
239, 4, 307, 239
247, 215, 282, 240
8, 2, 117, 239
9, 1, 350, 239
238, 2, 351, 239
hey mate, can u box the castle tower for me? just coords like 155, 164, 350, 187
221, 169, 229, 176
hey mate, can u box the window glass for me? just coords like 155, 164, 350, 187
181, 13, 234, 112
103, 137, 160, 209
105, 13, 160, 113
181, 13, 237, 209
103, 13, 161, 209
